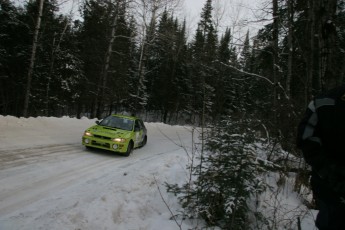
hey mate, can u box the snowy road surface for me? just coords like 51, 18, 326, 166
0, 116, 198, 230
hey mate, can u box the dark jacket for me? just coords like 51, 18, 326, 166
297, 84, 345, 199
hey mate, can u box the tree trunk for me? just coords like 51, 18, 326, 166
305, 0, 315, 104
135, 4, 158, 112
287, 0, 293, 99
272, 0, 279, 128
318, 0, 338, 90
94, 2, 119, 118
136, 30, 147, 109
46, 16, 71, 116
45, 33, 56, 116
23, 0, 44, 117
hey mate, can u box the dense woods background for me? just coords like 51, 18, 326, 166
1, 0, 344, 128
1, 0, 345, 228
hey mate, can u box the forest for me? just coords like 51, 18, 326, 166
1, 0, 344, 129
1, 0, 345, 228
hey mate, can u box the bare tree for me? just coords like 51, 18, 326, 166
212, 0, 228, 31
94, 0, 121, 118
23, 0, 44, 117
45, 7, 75, 116
131, 0, 181, 110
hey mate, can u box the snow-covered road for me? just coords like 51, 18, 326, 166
0, 116, 198, 230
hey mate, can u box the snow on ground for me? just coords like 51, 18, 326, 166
0, 115, 203, 230
0, 115, 317, 230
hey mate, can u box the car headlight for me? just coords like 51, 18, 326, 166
84, 131, 93, 137
112, 138, 126, 143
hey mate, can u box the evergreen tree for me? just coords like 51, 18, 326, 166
190, 0, 218, 124
124, 9, 140, 113
147, 10, 188, 123
50, 17, 84, 117
22, 0, 82, 116
212, 27, 232, 118
239, 31, 251, 72
0, 0, 29, 116
172, 19, 190, 122
22, 0, 44, 117
1, 0, 83, 117
79, 0, 116, 117
167, 116, 271, 229
101, 0, 134, 115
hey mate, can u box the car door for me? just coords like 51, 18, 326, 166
134, 119, 143, 147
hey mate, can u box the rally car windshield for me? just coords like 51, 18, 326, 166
99, 116, 134, 131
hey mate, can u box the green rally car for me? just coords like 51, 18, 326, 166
82, 114, 147, 156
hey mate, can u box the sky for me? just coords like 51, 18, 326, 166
0, 115, 317, 229
14, 0, 268, 44
57, 0, 268, 43
182, 0, 268, 42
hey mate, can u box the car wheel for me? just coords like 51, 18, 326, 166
124, 141, 133, 157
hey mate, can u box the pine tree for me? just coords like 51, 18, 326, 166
147, 10, 188, 123
239, 31, 251, 72
172, 19, 190, 122
1, 0, 84, 117
49, 17, 84, 117
167, 116, 272, 229
124, 15, 140, 114
22, 0, 79, 117
0, 0, 29, 116
212, 28, 232, 118
94, 0, 133, 116
23, 0, 44, 117
190, 0, 218, 124
79, 0, 114, 117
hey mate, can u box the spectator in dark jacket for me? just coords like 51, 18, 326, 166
297, 84, 345, 230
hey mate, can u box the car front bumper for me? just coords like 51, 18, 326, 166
82, 136, 128, 153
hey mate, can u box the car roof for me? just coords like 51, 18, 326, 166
110, 114, 139, 120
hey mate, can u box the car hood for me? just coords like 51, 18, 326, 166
87, 125, 131, 138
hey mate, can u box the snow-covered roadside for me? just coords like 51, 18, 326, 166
0, 116, 97, 151
0, 116, 317, 229
0, 116, 201, 230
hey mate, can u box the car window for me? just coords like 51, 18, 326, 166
135, 120, 141, 131
139, 119, 145, 129
121, 118, 134, 131
99, 116, 134, 131
99, 116, 113, 127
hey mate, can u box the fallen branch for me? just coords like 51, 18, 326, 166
153, 175, 183, 230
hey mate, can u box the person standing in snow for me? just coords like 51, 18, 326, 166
297, 84, 345, 230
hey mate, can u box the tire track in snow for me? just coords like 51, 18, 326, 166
0, 142, 185, 217
119, 147, 182, 169
0, 145, 126, 216
0, 144, 82, 170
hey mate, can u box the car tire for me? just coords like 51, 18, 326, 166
124, 141, 133, 157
